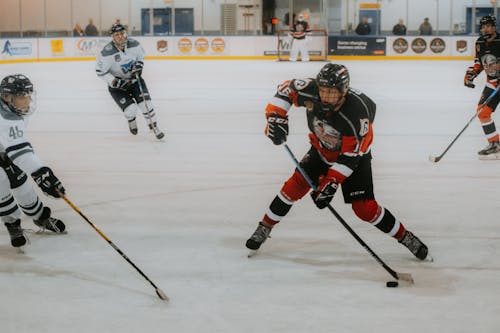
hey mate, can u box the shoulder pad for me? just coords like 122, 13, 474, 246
127, 39, 140, 48
101, 42, 118, 56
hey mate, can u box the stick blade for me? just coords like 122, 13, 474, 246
156, 288, 170, 302
396, 272, 414, 284
428, 155, 440, 163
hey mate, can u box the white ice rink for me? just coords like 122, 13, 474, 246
0, 59, 499, 332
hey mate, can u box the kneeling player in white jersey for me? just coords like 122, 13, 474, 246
0, 74, 66, 248
96, 23, 165, 139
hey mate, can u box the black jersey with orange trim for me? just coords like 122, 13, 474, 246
474, 35, 500, 86
265, 78, 376, 183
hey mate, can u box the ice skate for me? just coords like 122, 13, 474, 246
33, 207, 66, 234
4, 219, 27, 248
246, 222, 272, 256
478, 141, 500, 160
399, 230, 430, 261
128, 118, 138, 135
149, 121, 165, 140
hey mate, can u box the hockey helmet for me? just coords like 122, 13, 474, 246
110, 23, 127, 48
480, 15, 497, 29
0, 74, 36, 116
316, 63, 350, 94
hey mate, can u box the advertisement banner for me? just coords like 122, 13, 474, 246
386, 36, 476, 57
0, 39, 36, 59
329, 36, 386, 56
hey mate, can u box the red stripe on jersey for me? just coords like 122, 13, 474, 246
308, 133, 340, 163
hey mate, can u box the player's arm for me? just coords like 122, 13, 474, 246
0, 126, 64, 198
264, 80, 296, 145
95, 51, 115, 86
465, 41, 484, 88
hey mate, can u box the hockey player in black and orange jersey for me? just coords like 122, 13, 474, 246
464, 15, 500, 158
246, 63, 429, 260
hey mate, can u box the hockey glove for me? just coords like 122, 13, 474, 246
310, 172, 338, 209
31, 167, 65, 198
131, 61, 144, 77
464, 66, 478, 88
111, 77, 132, 90
266, 114, 289, 145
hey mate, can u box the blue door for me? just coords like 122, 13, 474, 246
141, 8, 172, 35
175, 8, 194, 35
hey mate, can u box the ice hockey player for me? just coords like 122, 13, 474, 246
0, 74, 66, 248
96, 23, 164, 139
246, 63, 429, 261
464, 15, 500, 159
289, 14, 311, 62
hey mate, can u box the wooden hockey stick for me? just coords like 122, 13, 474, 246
61, 194, 169, 301
429, 85, 500, 163
283, 144, 414, 284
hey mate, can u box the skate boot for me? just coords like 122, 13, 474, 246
4, 219, 27, 247
478, 141, 500, 159
128, 118, 138, 135
399, 230, 428, 260
33, 207, 66, 233
246, 222, 272, 250
149, 122, 165, 140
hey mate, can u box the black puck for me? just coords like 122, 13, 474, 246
386, 281, 399, 288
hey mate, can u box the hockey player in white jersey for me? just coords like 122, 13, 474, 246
96, 23, 165, 139
0, 74, 66, 248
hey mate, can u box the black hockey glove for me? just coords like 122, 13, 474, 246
131, 61, 144, 77
31, 167, 65, 198
464, 66, 478, 88
266, 114, 288, 145
310, 172, 338, 209
111, 77, 132, 90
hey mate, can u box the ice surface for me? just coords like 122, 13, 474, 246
0, 59, 498, 333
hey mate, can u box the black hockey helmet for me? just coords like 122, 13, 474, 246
316, 63, 350, 94
480, 15, 497, 29
0, 74, 35, 116
110, 23, 126, 34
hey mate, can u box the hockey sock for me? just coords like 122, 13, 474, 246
371, 208, 406, 240
262, 192, 294, 226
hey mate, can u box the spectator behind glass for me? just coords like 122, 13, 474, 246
73, 23, 84, 36
392, 18, 407, 36
419, 17, 433, 35
355, 16, 371, 35
85, 18, 99, 36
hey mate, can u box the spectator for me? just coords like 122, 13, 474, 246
392, 18, 407, 36
85, 18, 99, 36
355, 16, 371, 35
72, 23, 84, 37
419, 17, 433, 35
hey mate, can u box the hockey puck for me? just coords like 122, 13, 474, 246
386, 281, 399, 288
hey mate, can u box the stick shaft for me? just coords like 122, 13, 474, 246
62, 195, 169, 301
283, 144, 402, 281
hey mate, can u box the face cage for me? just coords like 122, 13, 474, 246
112, 31, 128, 48
7, 91, 36, 117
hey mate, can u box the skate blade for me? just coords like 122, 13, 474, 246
247, 250, 258, 258
16, 247, 25, 254
478, 153, 500, 160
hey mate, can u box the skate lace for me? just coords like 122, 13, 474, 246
35, 217, 62, 233
250, 224, 271, 243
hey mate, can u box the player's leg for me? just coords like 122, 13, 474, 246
108, 87, 138, 135
299, 39, 309, 61
0, 170, 26, 247
289, 38, 299, 62
342, 152, 429, 260
132, 79, 164, 139
2, 160, 65, 233
246, 147, 329, 250
477, 86, 500, 155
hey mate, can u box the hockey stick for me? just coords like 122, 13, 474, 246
429, 85, 500, 163
135, 73, 164, 139
61, 194, 169, 301
283, 144, 414, 284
